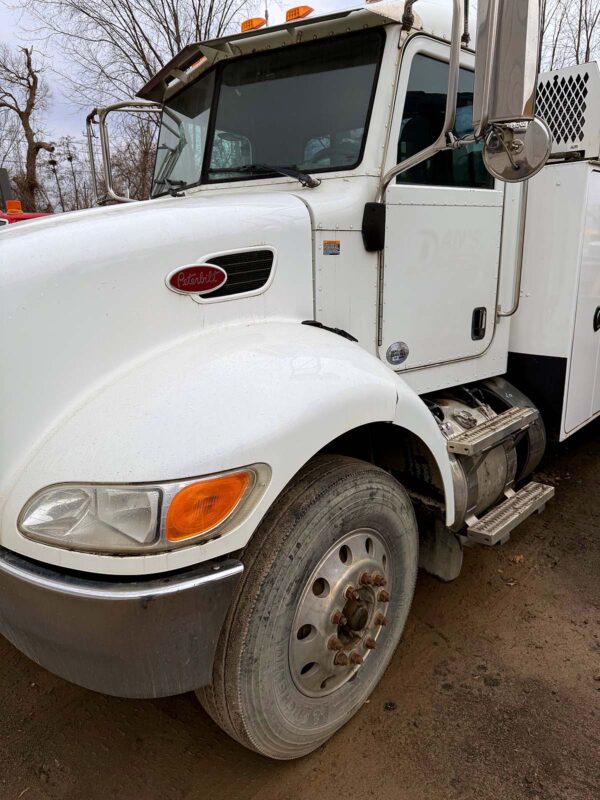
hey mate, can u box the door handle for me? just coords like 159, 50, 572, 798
594, 307, 600, 333
472, 307, 488, 341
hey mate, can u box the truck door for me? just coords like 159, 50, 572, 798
380, 38, 504, 371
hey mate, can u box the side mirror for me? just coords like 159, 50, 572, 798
474, 0, 551, 182
86, 100, 162, 204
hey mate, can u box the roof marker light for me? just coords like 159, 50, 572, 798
286, 5, 313, 22
6, 199, 23, 214
241, 17, 267, 32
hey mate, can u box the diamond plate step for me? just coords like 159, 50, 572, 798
447, 407, 539, 456
467, 481, 555, 546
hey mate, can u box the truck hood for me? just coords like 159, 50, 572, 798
0, 192, 313, 497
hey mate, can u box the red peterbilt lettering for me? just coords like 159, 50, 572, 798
167, 264, 228, 294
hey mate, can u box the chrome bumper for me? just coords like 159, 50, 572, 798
0, 548, 242, 698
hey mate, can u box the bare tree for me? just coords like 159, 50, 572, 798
541, 0, 600, 69
0, 108, 24, 170
21, 0, 257, 205
541, 1, 570, 69
567, 0, 600, 63
24, 0, 257, 106
0, 45, 54, 210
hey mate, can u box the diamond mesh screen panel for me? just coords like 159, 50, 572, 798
537, 71, 589, 147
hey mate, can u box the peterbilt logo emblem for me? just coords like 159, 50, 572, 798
166, 264, 227, 295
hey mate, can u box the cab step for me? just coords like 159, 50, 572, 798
447, 406, 539, 456
466, 481, 555, 546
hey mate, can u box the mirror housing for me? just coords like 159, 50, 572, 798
474, 0, 541, 134
473, 0, 551, 183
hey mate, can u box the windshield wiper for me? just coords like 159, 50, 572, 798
155, 177, 187, 197
209, 163, 321, 189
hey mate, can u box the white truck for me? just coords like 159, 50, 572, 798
0, 0, 597, 760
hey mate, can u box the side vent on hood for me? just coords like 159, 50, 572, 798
206, 249, 274, 298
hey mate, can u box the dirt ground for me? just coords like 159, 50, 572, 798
0, 422, 598, 800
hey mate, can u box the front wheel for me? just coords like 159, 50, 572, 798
197, 455, 419, 759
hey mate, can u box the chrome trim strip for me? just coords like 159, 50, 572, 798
0, 549, 242, 601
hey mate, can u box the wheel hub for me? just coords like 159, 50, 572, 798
289, 528, 391, 698
344, 600, 369, 632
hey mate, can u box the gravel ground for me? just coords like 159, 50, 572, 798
0, 421, 598, 800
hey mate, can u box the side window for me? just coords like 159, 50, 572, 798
397, 54, 494, 189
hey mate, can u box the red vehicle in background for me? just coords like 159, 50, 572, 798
0, 199, 51, 225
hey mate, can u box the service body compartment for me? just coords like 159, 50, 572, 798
509, 161, 600, 439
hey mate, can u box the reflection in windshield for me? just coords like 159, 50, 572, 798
151, 29, 384, 196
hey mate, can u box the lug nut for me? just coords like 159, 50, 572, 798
345, 586, 360, 601
378, 590, 390, 603
373, 574, 387, 587
374, 613, 388, 626
360, 572, 373, 586
349, 651, 364, 665
334, 652, 349, 667
364, 637, 377, 650
332, 611, 348, 626
327, 636, 344, 652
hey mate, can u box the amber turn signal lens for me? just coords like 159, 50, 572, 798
241, 16, 266, 32
166, 471, 250, 542
285, 5, 313, 21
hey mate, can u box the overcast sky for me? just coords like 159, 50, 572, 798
0, 0, 354, 144
0, 2, 87, 140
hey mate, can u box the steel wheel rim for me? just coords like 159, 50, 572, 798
289, 527, 392, 698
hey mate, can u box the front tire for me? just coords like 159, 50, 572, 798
197, 455, 418, 759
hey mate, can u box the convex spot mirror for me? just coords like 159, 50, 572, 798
483, 117, 552, 182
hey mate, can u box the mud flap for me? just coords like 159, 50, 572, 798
418, 514, 464, 583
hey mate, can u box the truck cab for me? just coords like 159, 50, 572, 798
0, 0, 579, 760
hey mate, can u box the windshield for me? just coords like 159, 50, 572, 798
151, 29, 385, 196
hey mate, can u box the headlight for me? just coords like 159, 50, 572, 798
18, 465, 269, 554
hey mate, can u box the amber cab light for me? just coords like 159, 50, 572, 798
166, 471, 250, 542
286, 5, 313, 21
241, 17, 267, 32
6, 199, 23, 214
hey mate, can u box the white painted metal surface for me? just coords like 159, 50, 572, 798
0, 179, 455, 575
0, 316, 455, 574
511, 162, 600, 437
380, 36, 504, 372
382, 185, 503, 368
511, 163, 588, 359
566, 169, 600, 431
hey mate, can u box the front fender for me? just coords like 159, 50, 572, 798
2, 322, 453, 574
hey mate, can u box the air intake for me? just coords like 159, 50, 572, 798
206, 250, 274, 298
536, 62, 600, 160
